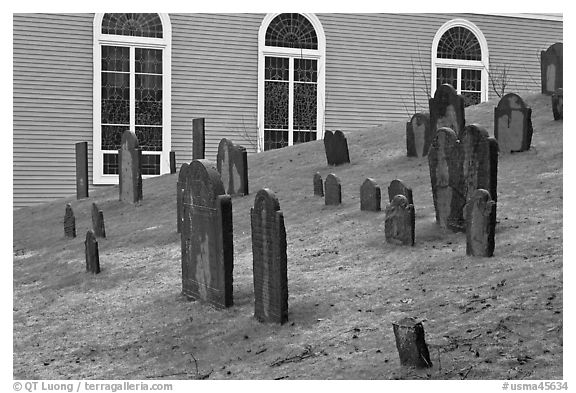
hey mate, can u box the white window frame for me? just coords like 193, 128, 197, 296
431, 19, 489, 103
93, 13, 172, 185
257, 13, 326, 152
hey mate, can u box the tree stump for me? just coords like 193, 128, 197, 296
392, 317, 432, 368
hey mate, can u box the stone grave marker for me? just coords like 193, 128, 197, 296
170, 151, 176, 174
461, 124, 498, 204
118, 130, 143, 203
429, 84, 466, 139
552, 88, 563, 121
251, 188, 288, 324
181, 159, 233, 308
85, 230, 101, 274
64, 203, 76, 238
324, 130, 350, 166
494, 93, 533, 153
406, 112, 432, 157
360, 178, 381, 212
387, 179, 414, 206
75, 142, 89, 199
541, 43, 563, 95
313, 172, 324, 197
192, 118, 205, 159
464, 189, 496, 257
216, 138, 249, 196
176, 163, 190, 234
91, 203, 106, 238
392, 317, 432, 368
384, 195, 415, 246
324, 173, 342, 206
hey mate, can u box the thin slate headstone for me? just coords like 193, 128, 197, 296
170, 151, 176, 174
429, 84, 466, 139
176, 163, 190, 234
313, 172, 324, 197
464, 189, 496, 257
75, 142, 89, 199
324, 130, 350, 166
461, 124, 498, 204
216, 138, 249, 196
384, 195, 415, 246
541, 43, 563, 95
91, 203, 106, 238
118, 130, 143, 204
552, 88, 563, 121
392, 317, 432, 368
192, 118, 205, 160
64, 203, 76, 238
360, 178, 381, 212
494, 93, 533, 153
406, 113, 432, 157
324, 173, 342, 206
181, 159, 233, 308
387, 179, 414, 206
85, 230, 101, 274
251, 188, 288, 324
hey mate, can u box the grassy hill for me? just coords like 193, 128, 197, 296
13, 93, 562, 380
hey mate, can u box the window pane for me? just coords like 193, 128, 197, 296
293, 83, 317, 130
102, 46, 129, 72
102, 125, 128, 150
265, 13, 318, 50
264, 81, 289, 130
135, 48, 162, 74
264, 130, 289, 151
436, 67, 458, 90
462, 92, 481, 107
102, 13, 163, 38
461, 69, 482, 92
265, 57, 289, 81
136, 126, 162, 151
103, 153, 119, 175
141, 154, 160, 175
294, 58, 317, 83
135, 74, 162, 125
293, 131, 317, 145
101, 72, 130, 124
437, 26, 481, 60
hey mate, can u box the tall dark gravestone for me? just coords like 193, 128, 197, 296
324, 130, 350, 166
170, 151, 177, 174
406, 113, 432, 157
64, 203, 76, 238
552, 88, 563, 121
392, 317, 432, 368
384, 195, 415, 246
461, 124, 498, 205
541, 43, 563, 95
85, 230, 101, 274
75, 142, 89, 199
387, 179, 414, 206
313, 172, 324, 197
118, 130, 143, 204
251, 189, 288, 324
360, 178, 381, 212
176, 163, 190, 234
429, 84, 466, 139
216, 138, 249, 196
181, 159, 233, 308
494, 93, 533, 153
464, 189, 496, 257
192, 118, 205, 160
91, 203, 106, 238
324, 173, 342, 206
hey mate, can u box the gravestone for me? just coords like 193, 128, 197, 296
392, 317, 432, 368
464, 189, 496, 257
181, 159, 233, 308
552, 88, 563, 121
64, 203, 76, 238
429, 84, 466, 139
384, 195, 415, 246
324, 130, 350, 166
460, 124, 498, 204
91, 203, 106, 238
541, 43, 563, 95
428, 127, 466, 232
406, 113, 432, 157
118, 130, 143, 203
251, 189, 288, 324
494, 93, 533, 153
216, 138, 249, 196
85, 230, 101, 274
192, 118, 205, 160
75, 142, 89, 199
387, 179, 414, 206
313, 172, 324, 197
170, 151, 176, 174
360, 178, 381, 212
324, 173, 342, 206
176, 163, 190, 234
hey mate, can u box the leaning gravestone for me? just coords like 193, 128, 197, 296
91, 203, 106, 238
170, 151, 177, 174
428, 127, 465, 232
313, 172, 324, 197
75, 142, 89, 199
392, 317, 432, 368
324, 130, 350, 166
324, 173, 342, 206
494, 93, 533, 153
360, 178, 381, 212
384, 195, 415, 246
85, 230, 101, 274
429, 84, 466, 139
192, 118, 205, 160
181, 159, 233, 308
460, 124, 498, 204
64, 203, 76, 238
464, 189, 496, 257
216, 138, 249, 196
176, 163, 190, 233
552, 88, 563, 121
406, 113, 432, 157
387, 179, 414, 206
118, 130, 143, 204
251, 189, 288, 324
541, 43, 563, 95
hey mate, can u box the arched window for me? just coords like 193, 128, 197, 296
93, 13, 171, 184
258, 13, 326, 151
432, 19, 489, 106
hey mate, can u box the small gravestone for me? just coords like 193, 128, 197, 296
91, 203, 106, 238
313, 172, 324, 197
387, 179, 414, 206
176, 163, 190, 233
118, 130, 143, 204
494, 93, 533, 153
216, 138, 249, 196
429, 84, 466, 139
64, 203, 76, 238
461, 124, 498, 204
406, 113, 432, 157
170, 151, 176, 174
181, 159, 233, 308
85, 230, 101, 274
360, 178, 381, 212
464, 189, 496, 257
324, 130, 350, 166
552, 88, 563, 120
192, 118, 205, 160
324, 173, 342, 206
392, 317, 432, 368
251, 189, 288, 324
541, 43, 563, 95
384, 195, 415, 246
428, 127, 465, 232
75, 142, 89, 199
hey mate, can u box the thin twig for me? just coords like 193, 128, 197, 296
461, 365, 473, 380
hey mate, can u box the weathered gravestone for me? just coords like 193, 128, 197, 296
464, 189, 496, 257
181, 159, 233, 308
85, 230, 101, 274
75, 142, 89, 199
406, 113, 432, 157
387, 179, 414, 206
170, 151, 176, 174
552, 88, 563, 121
64, 203, 76, 238
384, 195, 415, 246
428, 127, 466, 232
313, 172, 324, 197
324, 173, 342, 206
216, 138, 249, 196
360, 178, 381, 212
494, 93, 533, 153
429, 84, 466, 139
461, 124, 498, 205
541, 43, 563, 95
251, 189, 288, 324
392, 317, 432, 368
118, 130, 143, 203
91, 203, 106, 238
324, 130, 350, 166
192, 118, 205, 160
176, 163, 190, 234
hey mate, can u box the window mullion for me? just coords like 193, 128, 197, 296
457, 68, 462, 95
130, 46, 136, 133
288, 57, 294, 146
